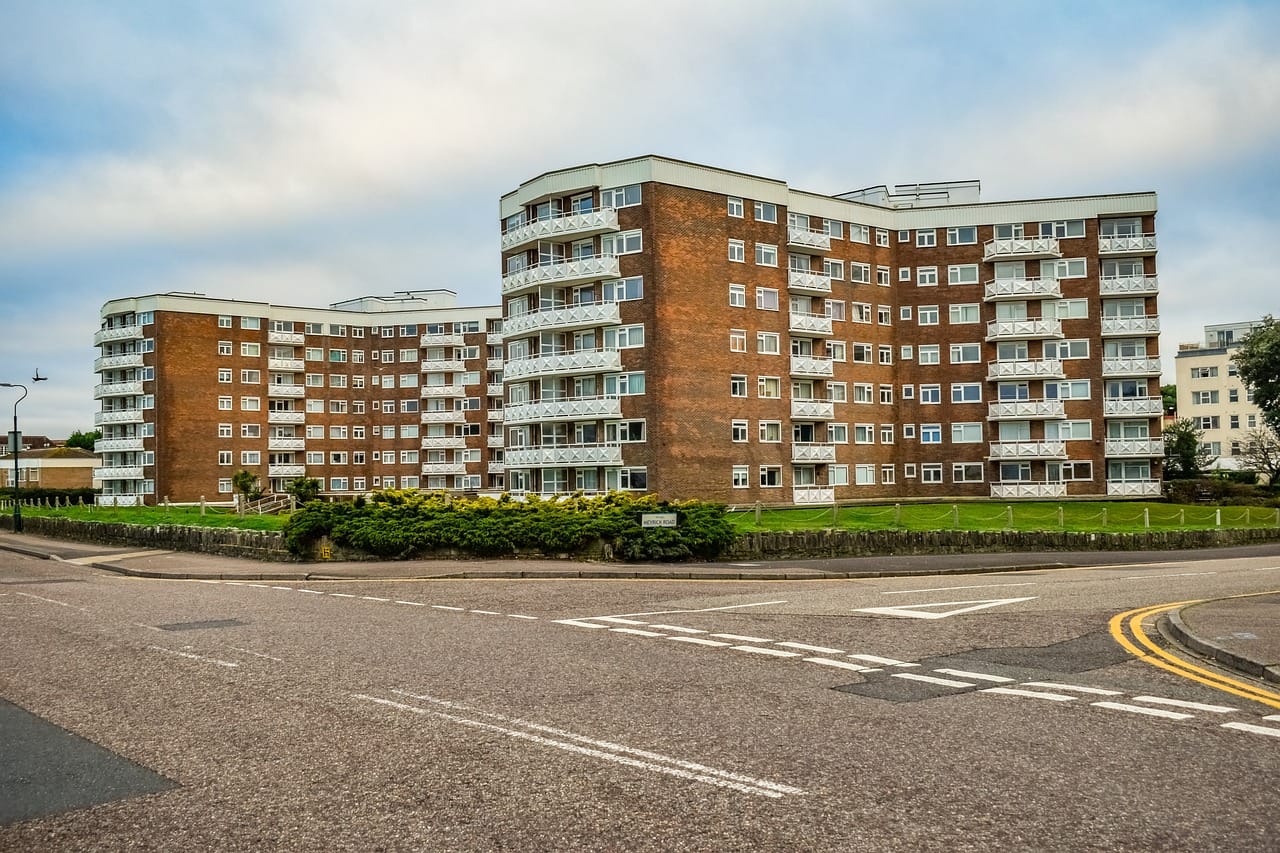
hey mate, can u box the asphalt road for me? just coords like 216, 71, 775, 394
2, 548, 1278, 851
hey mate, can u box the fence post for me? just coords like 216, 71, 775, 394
1144, 507, 1149, 529
1102, 507, 1108, 528
951, 504, 959, 528
1058, 505, 1064, 529
1006, 505, 1013, 530
1179, 508, 1185, 526
894, 503, 901, 525
200, 497, 206, 517
754, 501, 761, 524
1216, 507, 1221, 527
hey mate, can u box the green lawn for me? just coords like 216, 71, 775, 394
12, 503, 288, 531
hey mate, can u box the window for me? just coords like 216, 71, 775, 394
952, 423, 983, 443
824, 258, 844, 280
921, 424, 942, 444
953, 463, 984, 483
995, 224, 1024, 240
947, 226, 977, 245
756, 332, 780, 355
854, 424, 875, 444
729, 240, 745, 263
897, 230, 911, 244
902, 385, 915, 400
240, 396, 261, 411
921, 464, 943, 483
919, 345, 940, 365
876, 229, 889, 247
828, 341, 846, 361
732, 465, 749, 488
853, 303, 872, 323
853, 383, 874, 403
240, 342, 260, 357
849, 263, 871, 284
759, 466, 782, 488
824, 219, 843, 239
604, 372, 645, 396
240, 369, 260, 384
328, 349, 347, 363
218, 341, 232, 356
950, 343, 981, 364
241, 317, 261, 330
950, 304, 980, 324
899, 306, 913, 321
1040, 220, 1085, 238
756, 288, 779, 310
731, 375, 747, 397
1046, 380, 1092, 400
600, 185, 641, 208
729, 329, 747, 352
218, 450, 232, 466
827, 382, 847, 403
879, 345, 893, 365
1053, 299, 1089, 319
852, 343, 873, 363
759, 421, 782, 442
218, 368, 232, 383
605, 325, 644, 349
602, 230, 642, 256
851, 464, 874, 486
1229, 389, 1239, 403
757, 377, 781, 398
951, 383, 982, 403
217, 423, 233, 438
1192, 390, 1220, 405
828, 465, 848, 487
920, 384, 941, 404
948, 264, 980, 286
917, 267, 938, 286
241, 423, 261, 438
218, 478, 232, 493
880, 385, 893, 404
306, 347, 323, 361
826, 301, 846, 322
604, 277, 643, 301
876, 267, 890, 286
828, 423, 849, 443
899, 267, 912, 282
727, 196, 743, 217
880, 424, 894, 444
1190, 366, 1219, 379
755, 243, 778, 266
1042, 258, 1087, 279
1047, 420, 1093, 440
1047, 339, 1089, 360
732, 420, 748, 442
241, 451, 261, 465
1199, 416, 1220, 430
753, 201, 777, 222
904, 463, 917, 477
881, 465, 895, 484
851, 224, 870, 243
916, 229, 937, 247
919, 305, 940, 325
218, 315, 232, 328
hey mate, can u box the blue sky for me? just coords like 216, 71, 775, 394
2, 0, 1279, 436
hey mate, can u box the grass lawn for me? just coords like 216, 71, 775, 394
12, 504, 288, 531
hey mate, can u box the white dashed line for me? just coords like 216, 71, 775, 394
470, 610, 501, 615
270, 586, 293, 591
1020, 681, 1121, 696
329, 593, 357, 598
230, 647, 284, 662
432, 605, 466, 611
1121, 572, 1217, 580
395, 600, 426, 606
1130, 696, 1237, 713
711, 633, 773, 643
1091, 701, 1193, 720
731, 646, 800, 658
1221, 722, 1280, 738
297, 589, 325, 595
594, 617, 648, 625
1263, 714, 1280, 722
508, 614, 539, 621
148, 645, 238, 668
667, 637, 732, 648
804, 658, 872, 673
648, 624, 705, 634
934, 669, 1014, 683
775, 642, 846, 655
892, 673, 973, 688
848, 654, 917, 667
246, 583, 271, 588
610, 628, 667, 638
980, 687, 1075, 702
361, 596, 391, 602
554, 619, 608, 629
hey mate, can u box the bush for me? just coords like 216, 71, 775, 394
7, 487, 99, 505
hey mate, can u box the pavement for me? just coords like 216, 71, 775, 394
2, 529, 1278, 685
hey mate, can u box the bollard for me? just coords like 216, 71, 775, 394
1179, 508, 1185, 526
200, 497, 206, 517
1144, 507, 1149, 529
1216, 507, 1221, 527
1006, 505, 1013, 529
894, 503, 902, 526
1058, 506, 1064, 529
754, 501, 762, 524
1102, 507, 1108, 527
951, 504, 959, 528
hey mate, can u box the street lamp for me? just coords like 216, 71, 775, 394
1, 374, 48, 533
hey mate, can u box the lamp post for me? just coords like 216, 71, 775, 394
1, 374, 47, 533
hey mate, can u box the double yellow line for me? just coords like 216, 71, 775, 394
1110, 598, 1280, 711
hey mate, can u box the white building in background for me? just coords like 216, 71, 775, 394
1175, 320, 1268, 470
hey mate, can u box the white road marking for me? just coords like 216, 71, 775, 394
362, 596, 391, 602
710, 633, 772, 643
470, 610, 501, 615
881, 582, 1036, 595
132, 622, 161, 632
330, 593, 357, 598
1020, 682, 1122, 696
609, 600, 788, 618
270, 586, 293, 591
507, 614, 539, 621
892, 673, 973, 688
66, 548, 172, 565
648, 624, 705, 634
1121, 572, 1217, 580
15, 591, 75, 608
667, 637, 732, 648
731, 646, 800, 658
554, 619, 608, 629
148, 645, 238, 668
432, 605, 466, 611
853, 597, 1037, 620
395, 600, 426, 606
980, 687, 1075, 702
804, 658, 871, 673
1221, 722, 1280, 738
775, 642, 846, 654
1253, 567, 1280, 572
594, 617, 648, 625
246, 583, 271, 588
1130, 696, 1236, 713
848, 654, 916, 667
1264, 714, 1280, 722
1091, 701, 1193, 720
297, 589, 325, 595
360, 692, 803, 799
230, 647, 284, 662
935, 669, 1013, 683
610, 628, 667, 638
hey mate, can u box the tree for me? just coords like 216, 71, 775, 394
285, 476, 321, 504
1160, 384, 1178, 417
1234, 315, 1280, 433
1163, 418, 1216, 479
1238, 428, 1280, 486
65, 429, 101, 451
231, 469, 262, 513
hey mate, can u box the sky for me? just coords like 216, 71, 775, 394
2, 0, 1279, 437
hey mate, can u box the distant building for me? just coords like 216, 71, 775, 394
0, 434, 57, 455
1174, 320, 1268, 470
0, 447, 99, 491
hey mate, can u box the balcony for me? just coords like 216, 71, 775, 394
487, 383, 504, 397
786, 226, 831, 254
787, 270, 833, 294
501, 208, 619, 253
1100, 275, 1159, 297
792, 443, 837, 463
421, 410, 467, 424
94, 466, 145, 481
268, 437, 305, 451
421, 358, 468, 372
268, 357, 305, 372
502, 255, 620, 295
504, 443, 623, 467
267, 384, 306, 398
789, 311, 833, 337
986, 318, 1063, 341
94, 353, 145, 372
487, 410, 504, 422
1107, 480, 1162, 497
503, 303, 623, 338
1101, 316, 1160, 337
983, 278, 1062, 302
421, 462, 468, 476
267, 411, 305, 424
421, 384, 466, 398
93, 380, 143, 399
487, 331, 505, 345
1098, 234, 1157, 256
420, 332, 466, 348
790, 355, 834, 378
1105, 438, 1164, 458
94, 437, 144, 454
268, 464, 306, 478
94, 410, 145, 426
487, 434, 504, 449
487, 461, 506, 474
268, 330, 305, 345
93, 325, 144, 345
98, 495, 142, 507
1102, 357, 1162, 377
983, 236, 1061, 261
421, 436, 466, 450
990, 482, 1068, 499
986, 358, 1065, 381
987, 441, 1068, 460
486, 357, 504, 371
503, 395, 623, 425
504, 348, 622, 380
1102, 397, 1163, 417
987, 399, 1066, 420
793, 486, 835, 505
791, 398, 835, 420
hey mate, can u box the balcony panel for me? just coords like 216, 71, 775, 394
421, 436, 467, 450
986, 359, 1065, 381
267, 358, 305, 371
787, 270, 833, 294
420, 333, 466, 348
421, 410, 467, 424
1101, 357, 1162, 377
791, 398, 835, 420
486, 331, 505, 345
792, 443, 837, 463
487, 410, 504, 422
1098, 234, 1158, 256
986, 318, 1063, 341
421, 462, 468, 475
983, 236, 1061, 261
789, 312, 834, 337
93, 380, 144, 399
94, 354, 145, 372
98, 495, 142, 507
1107, 480, 1162, 497
267, 384, 305, 398
93, 325, 144, 345
983, 278, 1063, 302
267, 331, 305, 345
1102, 397, 1163, 417
504, 349, 622, 380
267, 438, 306, 451
487, 434, 504, 448
786, 226, 831, 254
503, 396, 623, 424
1104, 438, 1164, 457
94, 466, 145, 480
420, 359, 468, 373
790, 355, 834, 378
268, 464, 306, 478
793, 487, 835, 505
501, 255, 621, 295
267, 411, 306, 424
94, 437, 144, 454
503, 302, 622, 338
504, 444, 623, 467
500, 208, 619, 253
987, 440, 1068, 460
1100, 316, 1160, 337
94, 410, 145, 426
421, 385, 466, 398
987, 400, 1066, 420
1099, 275, 1159, 297
990, 482, 1068, 499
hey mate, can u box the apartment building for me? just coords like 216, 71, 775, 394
499, 156, 1163, 503
1175, 320, 1267, 469
94, 291, 503, 505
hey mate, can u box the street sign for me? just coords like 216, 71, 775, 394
640, 512, 677, 528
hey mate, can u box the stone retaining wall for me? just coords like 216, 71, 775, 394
2, 515, 292, 562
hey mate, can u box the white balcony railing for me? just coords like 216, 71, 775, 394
93, 466, 145, 480
421, 462, 468, 476
487, 383, 504, 397
94, 437, 144, 454
987, 441, 1068, 460
986, 359, 1065, 381
486, 357, 504, 371
487, 461, 506, 474
1107, 480, 1162, 497
500, 208, 619, 253
93, 380, 143, 399
1101, 357, 1162, 377
268, 465, 306, 478
789, 312, 834, 336
420, 359, 468, 372
786, 226, 831, 254
267, 330, 305, 345
503, 395, 623, 424
420, 332, 466, 348
93, 325, 144, 345
1099, 275, 1159, 297
94, 410, 145, 426
267, 384, 305, 398
1101, 316, 1160, 337
267, 358, 305, 372
98, 495, 142, 507
267, 438, 305, 451
487, 410, 504, 422
790, 355, 835, 378
787, 270, 833, 294
501, 302, 623, 337
990, 482, 1068, 499
504, 348, 622, 380
502, 255, 620, 295
1105, 438, 1164, 457
983, 236, 1061, 261
421, 410, 467, 424
1102, 397, 1164, 417
793, 486, 835, 505
987, 399, 1066, 420
1098, 234, 1157, 256
986, 318, 1063, 341
487, 331, 505, 345
504, 443, 623, 467
421, 436, 467, 450
983, 278, 1063, 302
487, 434, 504, 449
791, 398, 835, 420
94, 354, 145, 372
792, 443, 837, 463
421, 385, 466, 398
267, 411, 306, 424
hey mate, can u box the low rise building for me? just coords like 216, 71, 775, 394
1175, 320, 1268, 469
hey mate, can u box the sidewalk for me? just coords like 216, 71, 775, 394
1166, 594, 1280, 685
